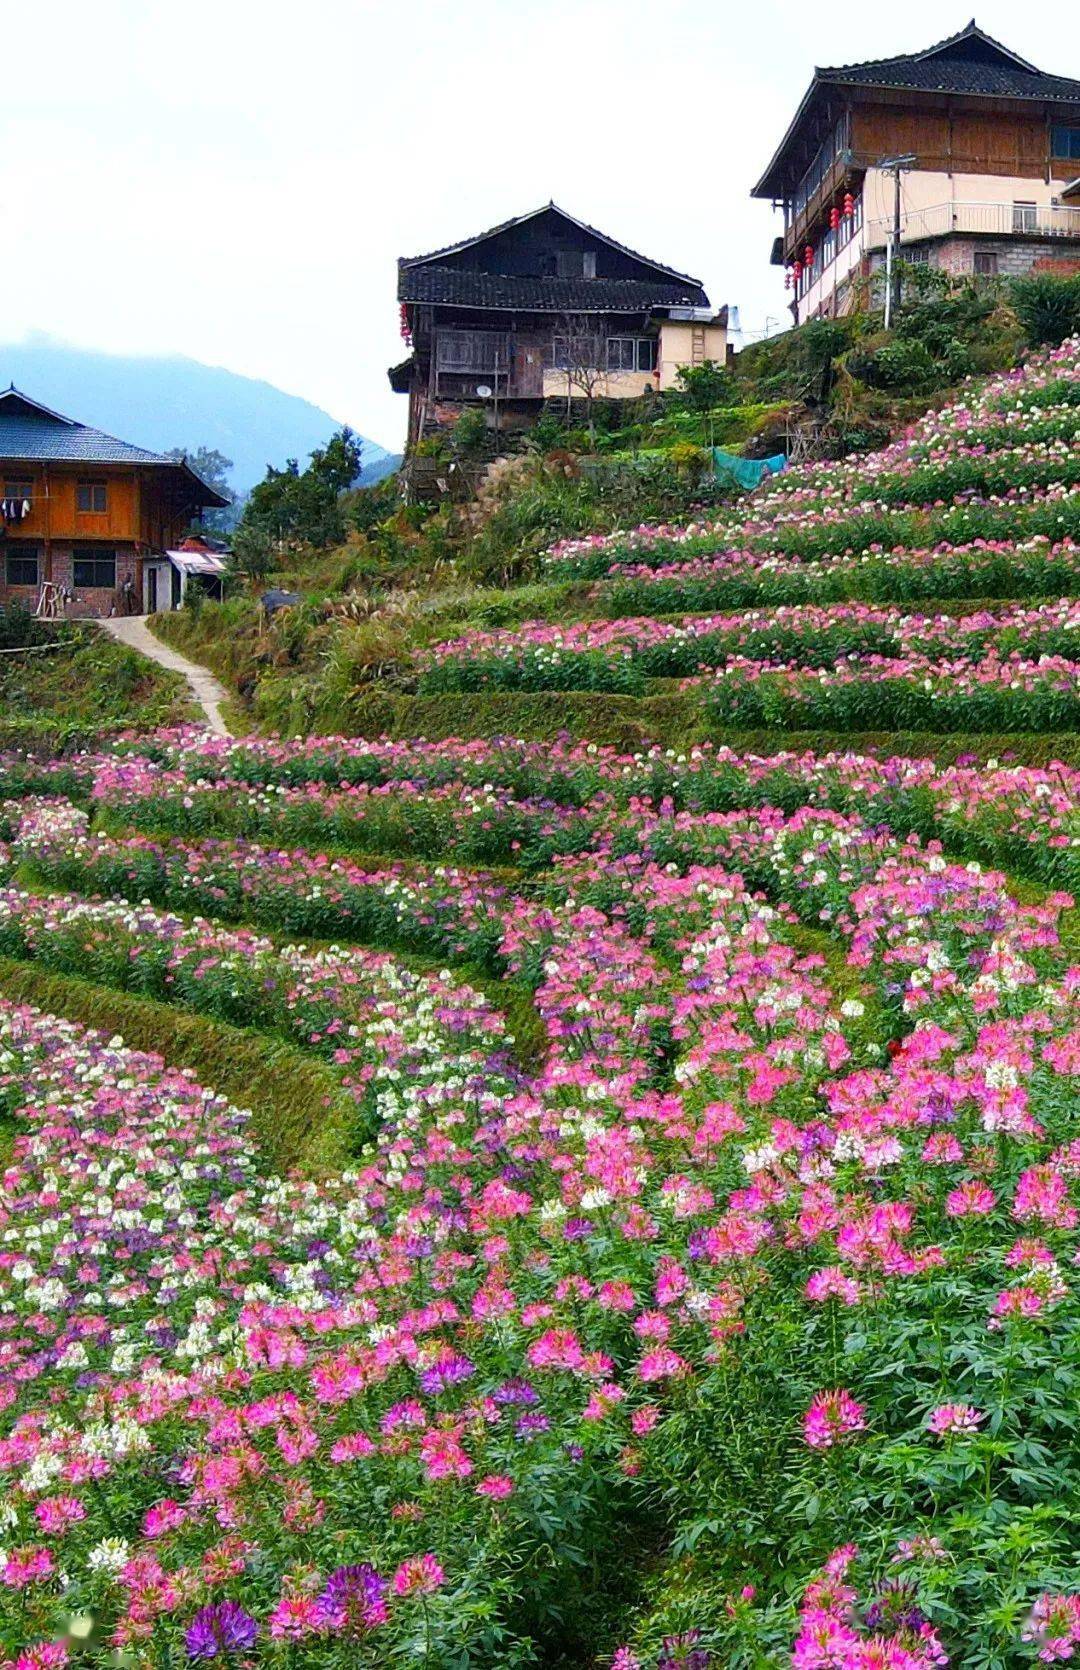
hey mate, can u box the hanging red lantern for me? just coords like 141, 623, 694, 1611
829, 206, 841, 231
793, 259, 803, 280
785, 268, 793, 289
399, 302, 412, 345
843, 192, 855, 218
804, 244, 814, 268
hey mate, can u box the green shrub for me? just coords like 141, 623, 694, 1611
1011, 272, 1080, 345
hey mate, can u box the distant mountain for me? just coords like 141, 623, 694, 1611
0, 338, 397, 495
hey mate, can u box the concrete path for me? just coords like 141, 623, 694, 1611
96, 616, 233, 737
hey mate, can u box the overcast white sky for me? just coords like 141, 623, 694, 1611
2, 1, 1074, 452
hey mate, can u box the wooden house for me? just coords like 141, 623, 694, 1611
0, 388, 228, 618
388, 203, 727, 447
752, 21, 1080, 321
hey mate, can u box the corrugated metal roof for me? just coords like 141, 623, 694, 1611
165, 549, 228, 577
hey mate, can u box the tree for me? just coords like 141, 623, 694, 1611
165, 446, 237, 531
239, 428, 363, 553
552, 315, 614, 448
671, 360, 735, 412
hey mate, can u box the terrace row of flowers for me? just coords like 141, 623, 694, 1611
548, 486, 1080, 577
540, 339, 1080, 581
750, 338, 1080, 509
686, 651, 1080, 735
592, 538, 1080, 615
0, 886, 514, 1147
4, 784, 1080, 1664
14, 732, 1080, 895
415, 601, 1080, 694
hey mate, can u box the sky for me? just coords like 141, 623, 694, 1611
2, 0, 1074, 454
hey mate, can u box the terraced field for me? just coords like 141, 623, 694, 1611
4, 341, 1080, 1668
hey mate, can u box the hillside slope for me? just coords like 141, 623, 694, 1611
0, 337, 398, 492
5, 342, 1080, 1668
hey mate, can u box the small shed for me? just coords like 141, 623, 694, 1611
143, 547, 227, 613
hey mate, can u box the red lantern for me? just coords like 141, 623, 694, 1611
793, 260, 803, 280
804, 244, 814, 268
843, 192, 855, 218
829, 206, 841, 231
785, 268, 793, 289
399, 302, 412, 345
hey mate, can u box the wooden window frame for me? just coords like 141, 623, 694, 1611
76, 479, 109, 514
5, 545, 40, 587
72, 547, 116, 589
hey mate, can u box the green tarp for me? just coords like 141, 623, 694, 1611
712, 448, 787, 491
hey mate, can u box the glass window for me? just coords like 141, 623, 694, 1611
607, 338, 635, 372
77, 480, 108, 513
72, 549, 116, 589
4, 479, 32, 501
635, 338, 658, 372
1051, 126, 1080, 160
5, 545, 39, 587
1013, 201, 1038, 233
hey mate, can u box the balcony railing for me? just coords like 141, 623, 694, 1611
865, 200, 1080, 249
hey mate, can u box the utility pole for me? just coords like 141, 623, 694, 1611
878, 153, 916, 327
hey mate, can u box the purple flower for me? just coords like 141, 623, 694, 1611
315, 1563, 388, 1634
419, 1354, 476, 1395
185, 1601, 258, 1659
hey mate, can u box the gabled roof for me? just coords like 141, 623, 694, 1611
0, 387, 228, 505
400, 201, 705, 290
753, 21, 1080, 198
397, 267, 708, 314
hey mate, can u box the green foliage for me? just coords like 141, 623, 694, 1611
1011, 272, 1080, 345
0, 604, 61, 651
0, 627, 191, 737
670, 359, 736, 411
240, 427, 363, 551
452, 405, 490, 456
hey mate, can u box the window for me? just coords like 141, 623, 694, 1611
582, 251, 596, 279
974, 250, 999, 277
1051, 125, 1080, 160
607, 338, 658, 373
902, 244, 931, 266
1013, 201, 1038, 234
4, 478, 32, 503
434, 330, 510, 373
5, 545, 39, 587
76, 480, 108, 513
72, 548, 116, 589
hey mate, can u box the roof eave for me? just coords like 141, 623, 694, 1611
751, 72, 825, 199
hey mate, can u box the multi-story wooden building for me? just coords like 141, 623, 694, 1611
389, 203, 727, 447
0, 388, 227, 617
753, 21, 1080, 321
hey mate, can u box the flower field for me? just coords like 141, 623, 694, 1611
4, 344, 1080, 1667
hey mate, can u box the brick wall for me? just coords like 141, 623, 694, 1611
0, 544, 139, 619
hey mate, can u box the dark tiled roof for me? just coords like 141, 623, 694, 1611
398, 265, 709, 312
0, 411, 170, 464
753, 22, 1080, 198
401, 201, 704, 290
822, 55, 1080, 101
0, 390, 229, 505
